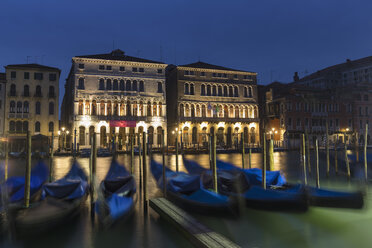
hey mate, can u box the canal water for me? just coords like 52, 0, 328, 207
1, 150, 372, 248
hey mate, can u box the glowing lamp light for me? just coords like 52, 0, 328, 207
217, 122, 225, 128
66, 131, 70, 135
346, 128, 350, 132
62, 127, 65, 132
58, 131, 61, 135
274, 131, 278, 134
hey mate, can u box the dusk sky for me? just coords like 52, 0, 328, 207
1, 0, 372, 108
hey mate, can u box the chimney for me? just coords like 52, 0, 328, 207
293, 72, 299, 82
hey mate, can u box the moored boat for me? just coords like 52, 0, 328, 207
183, 158, 308, 212
214, 159, 364, 209
95, 159, 137, 226
14, 161, 89, 234
150, 159, 238, 216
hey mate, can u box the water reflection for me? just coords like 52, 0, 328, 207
1, 150, 371, 247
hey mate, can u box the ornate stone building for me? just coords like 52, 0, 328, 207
4, 64, 60, 151
61, 49, 167, 149
166, 62, 259, 148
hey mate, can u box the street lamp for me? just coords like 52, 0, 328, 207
59, 128, 69, 151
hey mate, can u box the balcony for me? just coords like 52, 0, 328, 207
75, 115, 165, 123
8, 92, 17, 97
179, 116, 259, 123
8, 113, 30, 119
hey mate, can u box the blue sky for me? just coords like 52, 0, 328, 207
1, 0, 372, 108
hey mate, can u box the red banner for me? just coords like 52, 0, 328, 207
109, 120, 136, 127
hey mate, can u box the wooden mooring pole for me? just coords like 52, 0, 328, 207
162, 130, 166, 196
175, 133, 179, 172
335, 136, 338, 175
269, 138, 274, 171
4, 134, 8, 181
365, 124, 368, 181
345, 137, 350, 179
262, 133, 266, 189
142, 132, 148, 203
306, 131, 311, 174
302, 134, 307, 185
315, 138, 320, 188
49, 133, 54, 182
24, 131, 31, 208
248, 148, 252, 169
131, 134, 134, 175
241, 133, 245, 169
212, 131, 218, 193
326, 122, 330, 177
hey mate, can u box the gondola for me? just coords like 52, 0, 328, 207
183, 158, 308, 212
0, 161, 49, 211
95, 159, 137, 226
150, 159, 238, 216
213, 159, 363, 209
14, 161, 89, 234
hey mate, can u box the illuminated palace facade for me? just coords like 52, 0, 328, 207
166, 62, 259, 148
61, 49, 167, 149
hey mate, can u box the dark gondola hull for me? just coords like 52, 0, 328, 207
307, 187, 364, 209
165, 190, 239, 217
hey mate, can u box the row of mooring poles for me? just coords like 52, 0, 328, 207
300, 123, 370, 188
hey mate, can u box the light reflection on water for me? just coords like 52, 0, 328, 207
1, 150, 372, 248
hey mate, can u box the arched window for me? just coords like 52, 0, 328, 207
10, 84, 16, 96
49, 122, 54, 132
185, 104, 190, 117
180, 104, 184, 117
113, 102, 119, 116
191, 105, 195, 117
92, 100, 97, 115
99, 79, 105, 90
133, 80, 138, 91
190, 84, 194, 95
234, 86, 239, 97
23, 121, 28, 133
248, 87, 252, 97
153, 102, 157, 116
157, 82, 162, 93
196, 105, 200, 117
192, 127, 197, 144
218, 86, 222, 96
223, 86, 228, 97
139, 81, 144, 92
85, 100, 90, 115
147, 102, 152, 116
16, 121, 22, 133
24, 85, 29, 97
113, 80, 118, 90
9, 121, 15, 133
244, 87, 248, 97
229, 86, 233, 97
100, 100, 105, 115
78, 100, 83, 115
79, 126, 85, 145
35, 85, 42, 96
9, 101, 15, 113
107, 101, 112, 116
17, 101, 22, 113
212, 85, 217, 96
235, 106, 239, 117
49, 102, 54, 115
202, 105, 206, 117
106, 79, 112, 90
23, 101, 29, 113
201, 85, 206, 96
148, 126, 154, 145
127, 101, 131, 116
35, 121, 40, 132
207, 85, 211, 96
184, 83, 189, 94
126, 80, 131, 91
120, 80, 125, 91
49, 86, 55, 97
78, 78, 85, 89
159, 102, 163, 116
